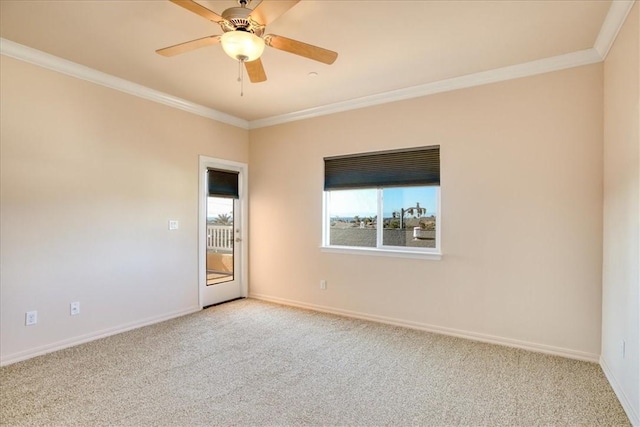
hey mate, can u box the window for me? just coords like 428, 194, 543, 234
322, 146, 440, 258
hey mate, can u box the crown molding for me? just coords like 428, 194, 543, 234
248, 0, 634, 129
1, 0, 633, 131
0, 38, 249, 130
594, 0, 636, 59
249, 48, 602, 129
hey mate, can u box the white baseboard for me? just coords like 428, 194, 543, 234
600, 355, 640, 426
0, 306, 201, 366
249, 293, 600, 363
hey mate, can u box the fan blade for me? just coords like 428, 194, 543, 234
264, 34, 337, 65
156, 35, 221, 57
245, 58, 267, 83
249, 0, 299, 26
169, 0, 224, 23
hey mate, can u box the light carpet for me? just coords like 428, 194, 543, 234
0, 298, 630, 426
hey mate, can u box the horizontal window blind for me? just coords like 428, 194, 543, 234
324, 145, 439, 190
207, 169, 239, 199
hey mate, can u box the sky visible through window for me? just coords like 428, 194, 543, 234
328, 186, 437, 218
207, 197, 233, 219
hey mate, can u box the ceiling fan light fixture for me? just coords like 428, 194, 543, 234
221, 30, 265, 62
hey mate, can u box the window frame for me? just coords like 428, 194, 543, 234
321, 186, 442, 260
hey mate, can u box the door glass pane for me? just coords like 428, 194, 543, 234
382, 186, 437, 248
327, 189, 377, 247
206, 197, 234, 285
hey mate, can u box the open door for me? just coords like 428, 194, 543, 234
199, 157, 248, 307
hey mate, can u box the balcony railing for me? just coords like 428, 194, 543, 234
207, 225, 233, 251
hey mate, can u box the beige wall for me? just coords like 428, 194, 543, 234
249, 63, 604, 359
0, 57, 248, 363
602, 2, 639, 422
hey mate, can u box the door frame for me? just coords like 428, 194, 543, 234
198, 155, 248, 308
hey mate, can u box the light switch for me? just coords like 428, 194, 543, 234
168, 220, 179, 230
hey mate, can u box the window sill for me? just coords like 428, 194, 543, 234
320, 246, 442, 260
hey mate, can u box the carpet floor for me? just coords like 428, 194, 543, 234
0, 298, 630, 426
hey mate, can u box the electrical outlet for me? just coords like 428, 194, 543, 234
25, 311, 37, 326
70, 301, 80, 316
320, 280, 327, 290
168, 220, 179, 230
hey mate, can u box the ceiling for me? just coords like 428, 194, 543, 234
0, 1, 617, 124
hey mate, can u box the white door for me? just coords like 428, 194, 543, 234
199, 157, 248, 307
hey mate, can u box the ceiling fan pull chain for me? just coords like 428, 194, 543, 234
237, 58, 244, 97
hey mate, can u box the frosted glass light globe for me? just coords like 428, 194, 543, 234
221, 31, 265, 62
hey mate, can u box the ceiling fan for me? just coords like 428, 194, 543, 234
156, 0, 338, 84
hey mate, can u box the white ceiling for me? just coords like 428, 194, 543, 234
0, 1, 624, 125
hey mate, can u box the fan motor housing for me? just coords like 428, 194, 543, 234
221, 7, 264, 36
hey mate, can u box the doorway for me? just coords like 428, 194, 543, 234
199, 156, 248, 307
